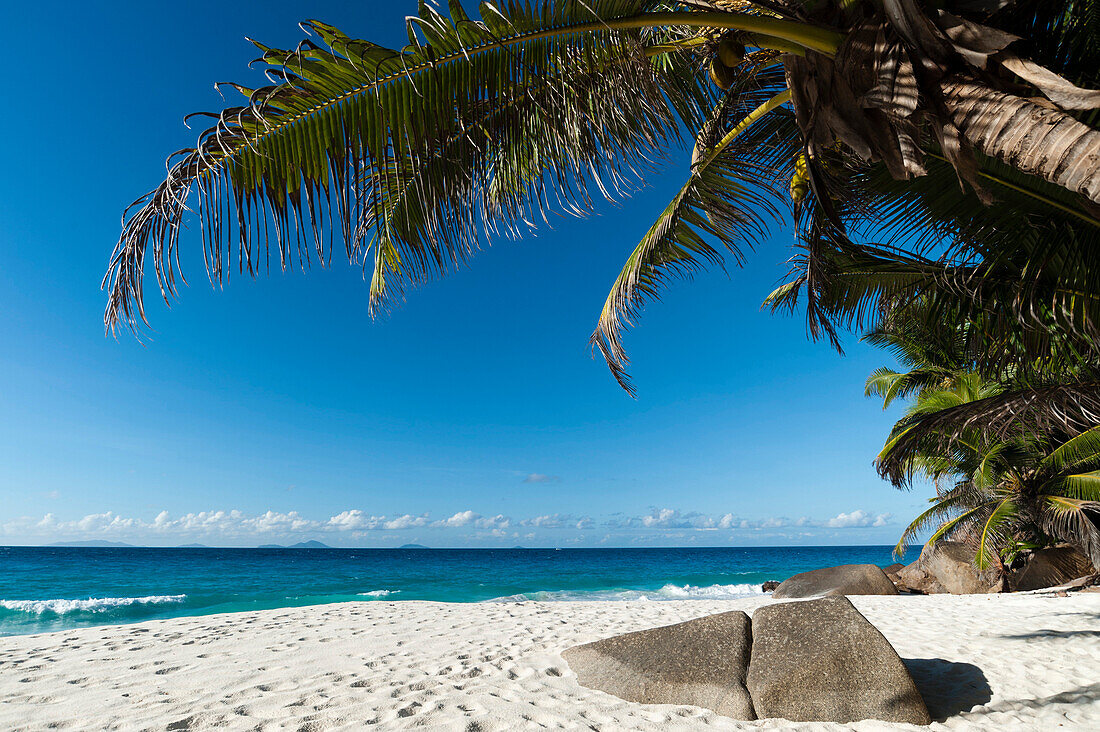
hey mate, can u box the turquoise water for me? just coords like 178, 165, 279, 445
0, 546, 908, 636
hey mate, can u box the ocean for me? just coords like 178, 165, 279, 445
0, 545, 908, 636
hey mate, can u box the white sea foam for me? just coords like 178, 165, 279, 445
357, 590, 398, 597
487, 582, 763, 603
0, 595, 186, 615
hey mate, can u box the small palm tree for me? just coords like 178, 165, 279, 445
865, 308, 1100, 570
889, 419, 1100, 572
106, 1, 1100, 396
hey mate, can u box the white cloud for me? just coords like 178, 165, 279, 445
327, 510, 374, 530
825, 510, 893, 528
612, 508, 723, 530
522, 473, 560, 483
0, 504, 896, 546
521, 514, 568, 528
438, 510, 478, 528
642, 508, 678, 527
383, 514, 429, 530
601, 507, 896, 533
475, 514, 511, 530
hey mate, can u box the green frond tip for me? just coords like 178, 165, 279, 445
762, 279, 802, 313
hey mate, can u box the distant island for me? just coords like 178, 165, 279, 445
257, 540, 332, 549
48, 540, 134, 548
175, 543, 208, 548
399, 544, 430, 549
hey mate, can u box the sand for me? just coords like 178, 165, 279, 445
2, 593, 1099, 730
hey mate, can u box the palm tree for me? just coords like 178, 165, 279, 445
105, 1, 1100, 397
863, 306, 1100, 571
887, 407, 1100, 573
864, 298, 1100, 486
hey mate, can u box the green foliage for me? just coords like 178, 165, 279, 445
590, 73, 795, 393
866, 302, 1100, 570
108, 1, 1100, 400
768, 0, 1100, 400
106, 1, 718, 330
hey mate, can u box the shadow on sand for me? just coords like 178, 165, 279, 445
903, 658, 992, 722
1000, 628, 1100, 640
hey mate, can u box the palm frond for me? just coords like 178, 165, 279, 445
878, 381, 1100, 486
864, 366, 955, 409
865, 367, 902, 401
1041, 495, 1100, 569
104, 1, 841, 333
1041, 424, 1100, 473
1056, 470, 1100, 502
894, 486, 982, 558
589, 82, 794, 392
975, 496, 1016, 570
973, 440, 1013, 492
924, 502, 995, 548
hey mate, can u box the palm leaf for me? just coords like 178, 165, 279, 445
894, 485, 984, 558
104, 1, 840, 333
590, 83, 794, 392
864, 366, 955, 409
1055, 470, 1100, 502
975, 496, 1017, 570
1041, 424, 1100, 473
878, 381, 1100, 486
1041, 495, 1100, 568
924, 502, 996, 549
770, 140, 1100, 382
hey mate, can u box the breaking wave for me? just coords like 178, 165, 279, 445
357, 589, 399, 598
486, 582, 763, 602
0, 595, 187, 615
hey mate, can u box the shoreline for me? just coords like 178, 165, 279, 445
3, 593, 1099, 730
0, 544, 906, 637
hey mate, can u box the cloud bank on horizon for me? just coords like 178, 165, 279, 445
1, 506, 894, 547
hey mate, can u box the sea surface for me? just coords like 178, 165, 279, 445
0, 545, 908, 636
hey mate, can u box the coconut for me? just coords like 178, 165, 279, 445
718, 38, 746, 69
709, 58, 737, 90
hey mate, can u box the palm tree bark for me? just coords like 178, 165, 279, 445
942, 76, 1100, 205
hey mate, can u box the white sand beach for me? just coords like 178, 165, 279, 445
2, 593, 1099, 731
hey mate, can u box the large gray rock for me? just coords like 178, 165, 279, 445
746, 597, 931, 725
1012, 545, 1096, 591
896, 560, 947, 594
562, 610, 755, 719
771, 564, 899, 599
882, 563, 906, 591
922, 542, 1003, 594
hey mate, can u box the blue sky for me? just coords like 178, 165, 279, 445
0, 0, 930, 547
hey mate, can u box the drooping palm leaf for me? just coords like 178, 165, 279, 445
1042, 495, 1100, 567
589, 69, 795, 392
1042, 424, 1100, 473
107, 0, 1100, 404
924, 501, 996, 548
878, 381, 1100, 486
894, 482, 985, 557
104, 1, 841, 335
1056, 470, 1100, 501
975, 495, 1017, 569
